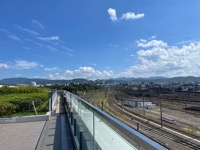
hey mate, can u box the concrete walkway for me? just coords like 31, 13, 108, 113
0, 121, 46, 150
36, 94, 75, 150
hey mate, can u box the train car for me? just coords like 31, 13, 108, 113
161, 116, 175, 124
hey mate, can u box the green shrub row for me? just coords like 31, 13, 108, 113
0, 87, 49, 117
0, 86, 42, 94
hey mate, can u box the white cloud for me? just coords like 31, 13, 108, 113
149, 35, 156, 39
38, 36, 59, 41
120, 38, 200, 77
108, 8, 118, 21
49, 73, 66, 80
0, 28, 9, 34
61, 46, 74, 52
7, 34, 22, 43
49, 66, 114, 80
32, 19, 45, 29
107, 8, 144, 22
0, 63, 9, 69
60, 51, 73, 56
33, 42, 58, 52
0, 28, 22, 43
137, 47, 169, 60
15, 60, 40, 69
26, 39, 58, 52
175, 40, 194, 45
64, 67, 114, 80
15, 25, 40, 35
136, 39, 168, 48
121, 12, 144, 20
44, 67, 58, 71
109, 43, 118, 48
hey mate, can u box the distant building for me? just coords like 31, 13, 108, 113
124, 98, 156, 109
31, 81, 37, 87
0, 84, 18, 88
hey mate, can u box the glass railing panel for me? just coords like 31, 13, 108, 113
78, 99, 94, 136
93, 111, 137, 150
71, 96, 78, 112
65, 92, 166, 150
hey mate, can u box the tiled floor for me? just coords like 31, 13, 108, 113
0, 121, 45, 150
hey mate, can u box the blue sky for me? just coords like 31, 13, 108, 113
1, 0, 200, 80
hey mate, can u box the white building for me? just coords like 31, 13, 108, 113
124, 98, 155, 109
31, 81, 37, 87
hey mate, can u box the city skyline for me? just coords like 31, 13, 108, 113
1, 0, 200, 80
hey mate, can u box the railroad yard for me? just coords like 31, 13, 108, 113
78, 88, 200, 150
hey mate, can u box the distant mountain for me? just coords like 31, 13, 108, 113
105, 76, 200, 83
0, 77, 88, 85
166, 76, 200, 83
0, 76, 200, 85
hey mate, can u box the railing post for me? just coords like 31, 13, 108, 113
71, 112, 73, 125
66, 101, 69, 111
78, 100, 80, 115
93, 110, 95, 150
80, 131, 82, 150
51, 92, 53, 111
137, 122, 139, 131
48, 92, 52, 111
70, 94, 72, 111
74, 119, 76, 136
69, 110, 71, 118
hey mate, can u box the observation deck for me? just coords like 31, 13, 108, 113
0, 90, 166, 150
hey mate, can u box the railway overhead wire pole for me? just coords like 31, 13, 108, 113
143, 95, 145, 115
160, 97, 163, 128
159, 86, 163, 128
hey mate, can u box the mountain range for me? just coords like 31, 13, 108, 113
0, 76, 200, 85
0, 77, 88, 85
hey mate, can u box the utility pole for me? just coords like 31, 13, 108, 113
159, 87, 163, 128
185, 99, 187, 113
121, 99, 124, 116
101, 102, 104, 111
160, 97, 163, 128
143, 94, 145, 115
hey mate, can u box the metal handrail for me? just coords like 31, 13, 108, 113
67, 91, 166, 150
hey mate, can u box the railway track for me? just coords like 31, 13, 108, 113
95, 100, 200, 149
140, 125, 200, 150
118, 104, 200, 139
112, 104, 200, 150
82, 92, 200, 149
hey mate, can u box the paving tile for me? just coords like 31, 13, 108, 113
0, 121, 45, 150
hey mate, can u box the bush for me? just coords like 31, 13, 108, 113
0, 101, 17, 116
0, 87, 49, 117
